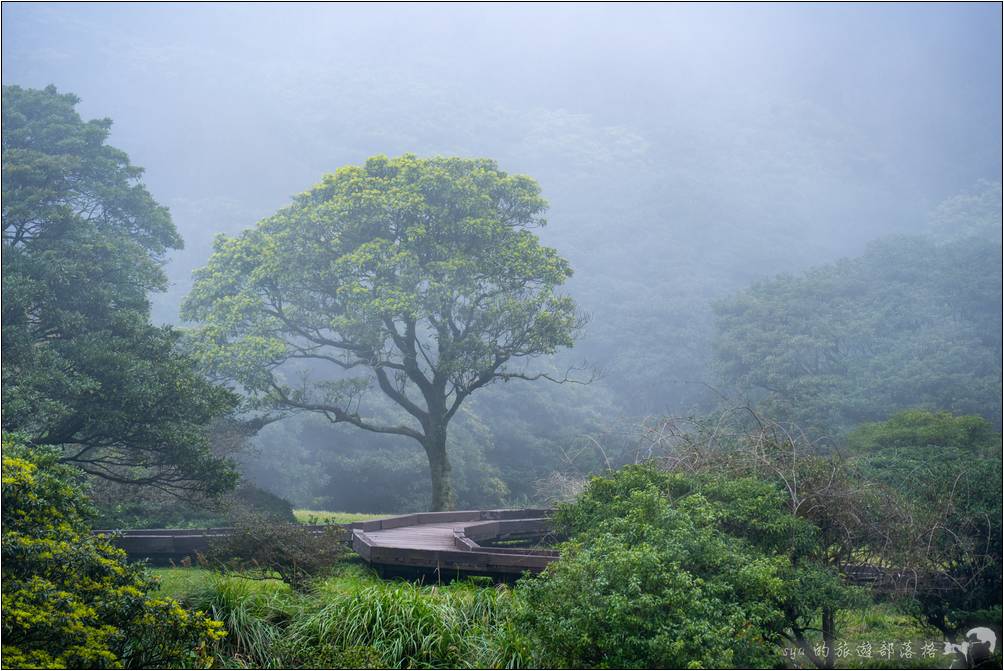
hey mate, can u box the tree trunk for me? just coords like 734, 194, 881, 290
821, 606, 836, 669
789, 609, 837, 670
423, 428, 454, 511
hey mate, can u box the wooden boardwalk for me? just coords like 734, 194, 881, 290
97, 508, 560, 581
350, 509, 559, 581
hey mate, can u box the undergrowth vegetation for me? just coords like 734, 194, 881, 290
157, 564, 529, 669
201, 514, 348, 592
155, 562, 951, 670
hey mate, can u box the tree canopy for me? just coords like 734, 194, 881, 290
1, 85, 237, 493
712, 234, 1003, 434
183, 155, 581, 509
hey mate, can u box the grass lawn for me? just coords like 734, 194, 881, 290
293, 509, 392, 524
152, 566, 291, 600
152, 567, 223, 599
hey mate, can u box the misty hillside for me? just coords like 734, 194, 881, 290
2, 7, 1001, 668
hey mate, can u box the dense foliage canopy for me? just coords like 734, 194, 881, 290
1, 85, 238, 493
713, 235, 1003, 433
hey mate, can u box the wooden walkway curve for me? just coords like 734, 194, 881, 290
350, 509, 559, 581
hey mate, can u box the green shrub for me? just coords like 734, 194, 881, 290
0, 434, 226, 669
201, 512, 347, 591
516, 464, 849, 668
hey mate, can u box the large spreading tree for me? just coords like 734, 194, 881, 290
182, 155, 582, 510
2, 85, 237, 493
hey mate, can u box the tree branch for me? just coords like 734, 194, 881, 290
268, 381, 424, 441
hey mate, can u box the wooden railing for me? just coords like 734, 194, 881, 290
93, 524, 346, 564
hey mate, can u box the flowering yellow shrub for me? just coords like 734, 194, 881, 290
1, 435, 225, 669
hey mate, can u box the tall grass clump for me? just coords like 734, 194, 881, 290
178, 564, 529, 669
289, 572, 528, 668
188, 575, 302, 668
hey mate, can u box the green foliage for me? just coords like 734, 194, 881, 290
202, 513, 347, 591
1, 84, 238, 494
518, 464, 849, 668
186, 575, 292, 668
157, 564, 955, 670
289, 578, 520, 668
847, 409, 998, 456
848, 411, 1002, 638
182, 154, 581, 509
927, 179, 1002, 243
519, 535, 778, 668
0, 434, 226, 669
713, 235, 1002, 434
636, 411, 1000, 667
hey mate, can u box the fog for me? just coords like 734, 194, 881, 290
5, 3, 1000, 512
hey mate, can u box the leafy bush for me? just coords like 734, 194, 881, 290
516, 464, 849, 668
0, 434, 226, 669
201, 512, 347, 591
